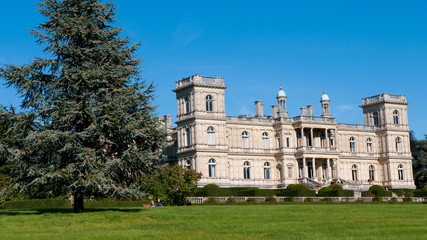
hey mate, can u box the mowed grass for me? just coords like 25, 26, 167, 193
0, 204, 426, 240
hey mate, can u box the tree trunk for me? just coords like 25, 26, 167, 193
73, 190, 84, 213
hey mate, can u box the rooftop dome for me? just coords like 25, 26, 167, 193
277, 86, 286, 97
321, 90, 330, 101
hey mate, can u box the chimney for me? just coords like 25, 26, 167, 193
255, 100, 264, 117
272, 105, 278, 119
164, 115, 172, 129
306, 105, 313, 117
301, 107, 307, 117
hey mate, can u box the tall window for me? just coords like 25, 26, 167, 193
262, 132, 269, 149
395, 137, 402, 152
352, 164, 358, 181
186, 128, 191, 146
264, 162, 271, 179
207, 126, 215, 145
208, 159, 216, 177
242, 131, 249, 148
322, 163, 327, 179
373, 112, 379, 126
286, 137, 290, 148
186, 159, 192, 170
184, 96, 190, 114
367, 138, 373, 153
297, 132, 302, 147
243, 161, 250, 179
206, 95, 213, 112
369, 165, 375, 181
298, 163, 303, 178
393, 110, 399, 125
350, 137, 356, 153
398, 164, 404, 180
320, 134, 326, 148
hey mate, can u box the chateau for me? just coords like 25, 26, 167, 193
162, 75, 415, 190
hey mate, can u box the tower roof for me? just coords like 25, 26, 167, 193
277, 86, 286, 97
321, 90, 330, 101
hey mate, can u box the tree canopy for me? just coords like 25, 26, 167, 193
411, 133, 427, 188
0, 0, 164, 212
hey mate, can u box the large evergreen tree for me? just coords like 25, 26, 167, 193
411, 133, 427, 188
0, 0, 164, 212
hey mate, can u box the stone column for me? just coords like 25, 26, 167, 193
327, 158, 332, 180
325, 129, 329, 148
303, 157, 308, 178
310, 128, 314, 147
335, 159, 340, 179
301, 128, 305, 147
312, 158, 316, 179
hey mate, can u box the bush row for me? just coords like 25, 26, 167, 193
85, 199, 151, 208
2, 199, 71, 209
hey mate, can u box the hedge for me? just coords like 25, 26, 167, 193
2, 199, 71, 209
317, 190, 354, 197
390, 189, 417, 197
413, 191, 427, 197
85, 200, 151, 208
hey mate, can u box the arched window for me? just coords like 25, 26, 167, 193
206, 95, 213, 112
350, 137, 356, 153
209, 159, 216, 178
262, 132, 269, 149
352, 164, 358, 181
398, 164, 404, 180
373, 112, 379, 126
186, 128, 191, 146
184, 96, 190, 114
395, 137, 402, 152
186, 159, 192, 170
243, 161, 251, 179
369, 165, 375, 181
242, 131, 249, 148
264, 162, 271, 179
367, 138, 373, 153
207, 126, 215, 145
393, 110, 399, 125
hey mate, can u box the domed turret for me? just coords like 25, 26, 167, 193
320, 89, 331, 118
277, 86, 286, 97
276, 85, 288, 118
321, 90, 330, 101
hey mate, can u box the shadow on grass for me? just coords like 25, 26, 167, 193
0, 207, 145, 216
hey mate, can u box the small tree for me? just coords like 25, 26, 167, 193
411, 133, 427, 188
0, 0, 164, 212
141, 164, 201, 206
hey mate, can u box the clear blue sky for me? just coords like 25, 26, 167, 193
1, 0, 426, 139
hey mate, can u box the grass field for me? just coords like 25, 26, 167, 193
0, 204, 426, 239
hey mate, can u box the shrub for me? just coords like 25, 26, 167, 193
318, 187, 333, 196
2, 199, 71, 209
226, 197, 236, 204
245, 198, 257, 204
304, 198, 313, 203
265, 197, 277, 204
203, 184, 221, 196
391, 198, 398, 204
203, 198, 217, 205
422, 186, 427, 192
329, 184, 343, 190
403, 197, 413, 202
368, 185, 392, 197
414, 190, 427, 197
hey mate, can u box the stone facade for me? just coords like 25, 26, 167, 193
163, 75, 415, 190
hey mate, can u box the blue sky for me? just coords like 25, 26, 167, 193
1, 0, 426, 139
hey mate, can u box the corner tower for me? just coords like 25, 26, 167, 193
320, 90, 331, 118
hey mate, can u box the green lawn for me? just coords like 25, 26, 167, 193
0, 204, 426, 239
